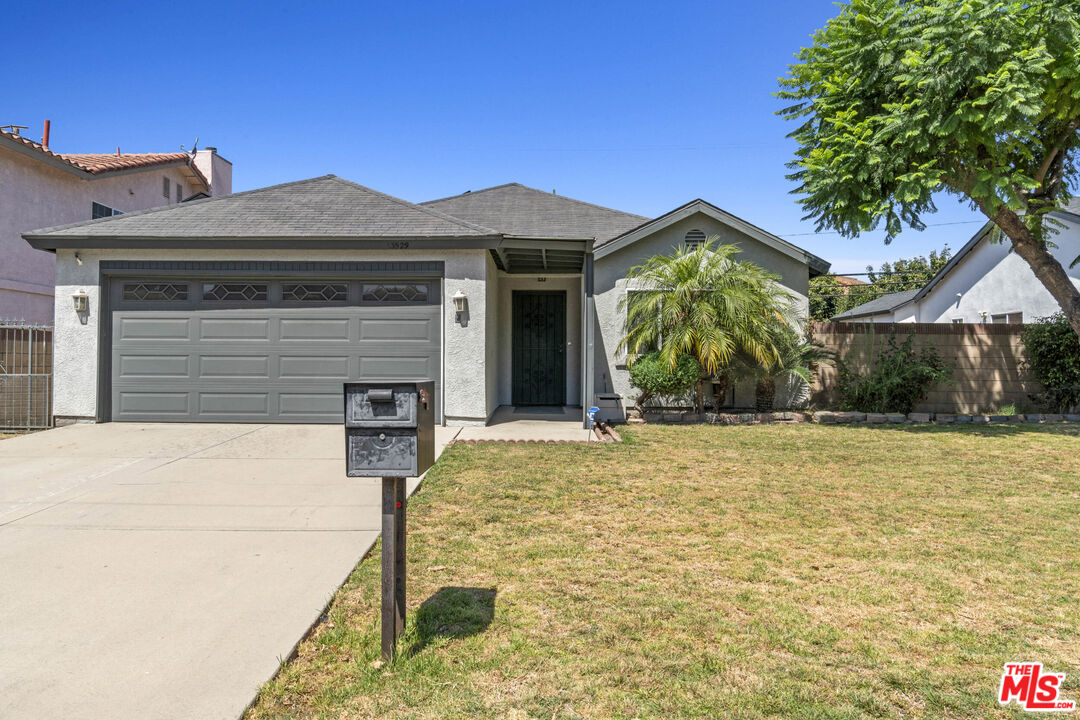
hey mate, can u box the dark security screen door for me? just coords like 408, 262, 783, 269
512, 291, 566, 406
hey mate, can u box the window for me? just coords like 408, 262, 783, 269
91, 201, 123, 219
361, 283, 429, 303
685, 229, 706, 250
123, 282, 188, 301
202, 283, 268, 302
951, 318, 963, 324
175, 182, 182, 203
991, 312, 1023, 325
163, 177, 171, 199
283, 283, 347, 302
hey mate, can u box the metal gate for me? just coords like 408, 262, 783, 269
0, 322, 53, 430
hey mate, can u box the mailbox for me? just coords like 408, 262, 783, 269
344, 381, 434, 478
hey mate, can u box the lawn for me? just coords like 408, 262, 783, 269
247, 424, 1080, 719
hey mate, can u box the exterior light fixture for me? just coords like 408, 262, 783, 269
72, 290, 89, 313
452, 290, 467, 314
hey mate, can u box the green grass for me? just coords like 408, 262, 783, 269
247, 424, 1080, 719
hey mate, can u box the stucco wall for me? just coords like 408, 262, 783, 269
484, 253, 500, 419
1, 145, 204, 324
593, 211, 812, 408
915, 220, 1080, 324
52, 247, 492, 425
494, 274, 582, 407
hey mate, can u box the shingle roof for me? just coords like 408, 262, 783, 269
0, 128, 196, 175
831, 288, 919, 320
26, 175, 498, 240
421, 183, 647, 243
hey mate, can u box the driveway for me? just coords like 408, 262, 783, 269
0, 422, 457, 720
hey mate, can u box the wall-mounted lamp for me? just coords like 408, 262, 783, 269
452, 290, 468, 327
72, 289, 89, 314
74, 252, 83, 266
979, 310, 988, 322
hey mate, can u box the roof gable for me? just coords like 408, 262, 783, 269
26, 175, 498, 242
831, 288, 919, 320
594, 198, 830, 275
421, 183, 646, 242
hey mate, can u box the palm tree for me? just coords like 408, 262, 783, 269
618, 238, 797, 413
737, 328, 833, 413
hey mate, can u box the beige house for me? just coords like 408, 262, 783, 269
0, 124, 231, 324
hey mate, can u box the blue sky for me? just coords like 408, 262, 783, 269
5, 0, 985, 273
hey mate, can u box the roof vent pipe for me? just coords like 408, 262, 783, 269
42, 119, 50, 149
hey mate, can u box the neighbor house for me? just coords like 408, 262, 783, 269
23, 176, 828, 427
833, 200, 1080, 324
0, 124, 231, 324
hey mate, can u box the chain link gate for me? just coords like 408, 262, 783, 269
0, 322, 53, 430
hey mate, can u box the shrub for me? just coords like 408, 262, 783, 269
628, 352, 702, 410
835, 332, 952, 413
1022, 314, 1080, 412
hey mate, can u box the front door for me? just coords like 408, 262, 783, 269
512, 291, 566, 406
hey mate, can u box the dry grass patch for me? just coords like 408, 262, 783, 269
247, 423, 1080, 719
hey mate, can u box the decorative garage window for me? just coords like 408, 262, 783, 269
202, 282, 268, 302
282, 283, 347, 302
122, 282, 189, 301
361, 283, 429, 303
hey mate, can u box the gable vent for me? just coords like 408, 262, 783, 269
685, 229, 706, 249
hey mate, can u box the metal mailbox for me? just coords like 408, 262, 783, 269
344, 381, 435, 478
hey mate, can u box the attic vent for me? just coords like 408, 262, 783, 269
685, 229, 706, 250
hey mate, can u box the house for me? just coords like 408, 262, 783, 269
832, 199, 1080, 324
0, 123, 231, 324
23, 176, 828, 427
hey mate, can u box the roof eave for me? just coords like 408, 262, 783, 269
23, 233, 511, 252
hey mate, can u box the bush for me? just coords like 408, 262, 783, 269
628, 352, 702, 409
1022, 314, 1080, 412
835, 332, 952, 413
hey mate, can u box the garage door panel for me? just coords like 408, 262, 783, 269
279, 317, 352, 341
198, 355, 271, 378
110, 277, 441, 423
117, 317, 192, 341
199, 318, 271, 340
117, 355, 191, 378
117, 392, 191, 415
278, 355, 351, 379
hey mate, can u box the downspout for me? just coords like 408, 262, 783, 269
582, 251, 595, 429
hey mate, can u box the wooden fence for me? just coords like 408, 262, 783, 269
809, 322, 1042, 414
0, 323, 53, 430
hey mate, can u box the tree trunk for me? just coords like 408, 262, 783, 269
755, 376, 776, 413
695, 378, 704, 415
989, 206, 1080, 340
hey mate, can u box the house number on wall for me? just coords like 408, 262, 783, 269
387, 241, 410, 249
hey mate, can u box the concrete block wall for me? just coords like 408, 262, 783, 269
810, 322, 1043, 414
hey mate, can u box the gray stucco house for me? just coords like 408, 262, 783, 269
24, 176, 828, 427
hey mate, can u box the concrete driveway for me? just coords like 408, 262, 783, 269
0, 422, 457, 720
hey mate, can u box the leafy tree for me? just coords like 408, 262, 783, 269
619, 238, 797, 412
809, 246, 953, 320
779, 0, 1080, 338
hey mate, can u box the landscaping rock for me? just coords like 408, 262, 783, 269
1066, 414, 1080, 422
839, 411, 867, 423
627, 417, 646, 424
989, 415, 1010, 423
756, 413, 774, 423
1009, 414, 1025, 423
866, 413, 888, 423
643, 412, 662, 424
1044, 414, 1064, 422
936, 414, 956, 424
739, 413, 757, 423
955, 414, 972, 423
908, 413, 932, 423
1024, 414, 1043, 423
773, 412, 795, 422
972, 415, 990, 423
885, 413, 906, 423
663, 413, 683, 424
682, 414, 702, 424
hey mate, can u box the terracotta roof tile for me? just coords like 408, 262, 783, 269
0, 128, 195, 175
